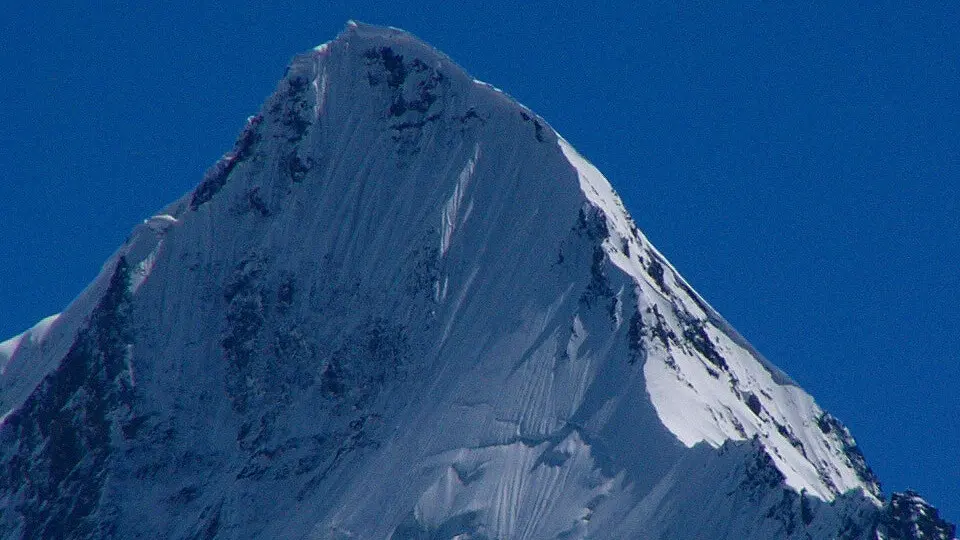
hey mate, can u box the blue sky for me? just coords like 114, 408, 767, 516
2, 0, 957, 522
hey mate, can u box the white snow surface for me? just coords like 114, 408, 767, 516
559, 137, 874, 502
0, 314, 59, 373
0, 21, 909, 540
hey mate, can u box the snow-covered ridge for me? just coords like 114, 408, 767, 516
557, 82, 877, 502
0, 314, 59, 374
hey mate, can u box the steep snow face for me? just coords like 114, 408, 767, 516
0, 22, 951, 540
0, 314, 58, 364
558, 139, 879, 502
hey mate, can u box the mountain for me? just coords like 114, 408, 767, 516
0, 21, 953, 539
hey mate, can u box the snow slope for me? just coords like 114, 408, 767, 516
0, 21, 953, 540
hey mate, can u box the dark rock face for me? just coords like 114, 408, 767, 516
191, 115, 264, 210
362, 44, 450, 158
876, 491, 956, 540
0, 259, 134, 538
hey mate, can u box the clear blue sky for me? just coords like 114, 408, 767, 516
2, 0, 957, 523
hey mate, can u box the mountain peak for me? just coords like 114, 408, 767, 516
0, 24, 951, 539
312, 20, 469, 85
339, 19, 426, 44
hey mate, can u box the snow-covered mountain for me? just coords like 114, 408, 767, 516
0, 22, 953, 539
